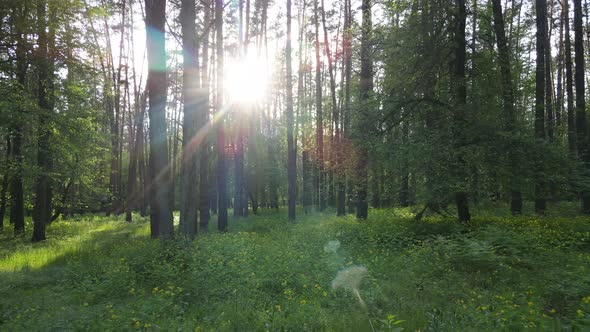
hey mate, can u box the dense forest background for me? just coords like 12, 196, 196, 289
1, 0, 590, 241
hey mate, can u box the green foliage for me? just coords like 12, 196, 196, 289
1, 208, 589, 330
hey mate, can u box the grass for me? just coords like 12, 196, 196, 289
1, 205, 590, 331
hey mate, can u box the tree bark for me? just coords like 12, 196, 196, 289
574, 0, 590, 213
286, 0, 296, 221
565, 0, 576, 154
492, 0, 523, 215
32, 0, 54, 242
216, 0, 228, 232
146, 0, 173, 238
356, 0, 372, 220
10, 3, 27, 235
452, 0, 471, 222
535, 0, 547, 215
179, 0, 200, 238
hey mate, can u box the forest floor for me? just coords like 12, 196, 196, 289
1, 204, 590, 331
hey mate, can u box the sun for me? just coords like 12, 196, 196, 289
224, 55, 269, 105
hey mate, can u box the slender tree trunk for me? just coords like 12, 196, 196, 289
556, 4, 564, 128
146, 0, 173, 238
534, 0, 547, 215
565, 0, 576, 154
11, 4, 26, 234
574, 0, 590, 213
179, 0, 200, 238
356, 0, 372, 220
313, 0, 325, 212
199, 0, 212, 232
0, 137, 10, 228
32, 0, 54, 242
452, 0, 471, 222
216, 0, 228, 231
336, 0, 347, 216
286, 0, 297, 221
545, 1, 554, 141
492, 0, 523, 215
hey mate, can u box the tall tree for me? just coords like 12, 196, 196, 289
216, 0, 228, 232
534, 0, 547, 215
565, 0, 576, 154
452, 0, 470, 222
286, 0, 296, 221
10, 3, 27, 235
199, 0, 212, 232
356, 0, 372, 219
179, 0, 200, 238
491, 0, 522, 215
573, 0, 590, 213
32, 0, 54, 242
314, 0, 325, 211
146, 0, 173, 238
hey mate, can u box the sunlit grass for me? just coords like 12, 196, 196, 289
0, 206, 589, 330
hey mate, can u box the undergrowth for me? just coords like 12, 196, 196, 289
0, 206, 589, 331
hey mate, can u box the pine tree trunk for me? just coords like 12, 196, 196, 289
356, 0, 372, 220
565, 0, 576, 154
286, 0, 297, 221
492, 0, 523, 215
452, 0, 471, 222
215, 0, 228, 231
179, 0, 200, 238
32, 0, 54, 242
146, 0, 173, 238
199, 0, 212, 232
534, 0, 547, 215
574, 0, 590, 213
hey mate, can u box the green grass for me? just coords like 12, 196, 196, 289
1, 206, 590, 331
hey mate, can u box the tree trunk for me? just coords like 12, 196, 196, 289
146, 0, 173, 238
216, 0, 228, 232
565, 0, 576, 154
452, 0, 471, 222
492, 0, 523, 215
10, 3, 27, 234
534, 0, 547, 215
179, 0, 200, 238
574, 0, 590, 213
0, 137, 10, 228
286, 0, 297, 221
199, 0, 212, 232
314, 0, 325, 212
356, 0, 372, 220
32, 0, 54, 242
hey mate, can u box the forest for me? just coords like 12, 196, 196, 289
2, 0, 590, 330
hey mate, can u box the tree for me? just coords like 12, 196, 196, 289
534, 0, 547, 215
32, 0, 55, 242
573, 0, 590, 213
286, 0, 296, 222
199, 0, 212, 232
491, 0, 522, 215
356, 0, 372, 220
313, 0, 325, 211
565, 0, 576, 154
146, 0, 173, 238
179, 0, 200, 238
216, 0, 228, 232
